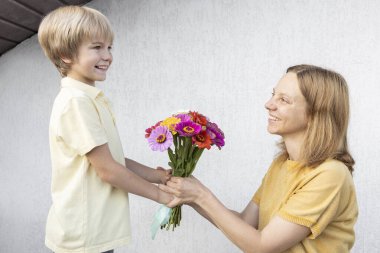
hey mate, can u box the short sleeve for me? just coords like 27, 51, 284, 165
252, 181, 263, 205
253, 160, 277, 206
278, 165, 348, 239
252, 170, 270, 206
57, 96, 108, 156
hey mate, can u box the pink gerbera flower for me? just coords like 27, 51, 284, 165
148, 126, 173, 152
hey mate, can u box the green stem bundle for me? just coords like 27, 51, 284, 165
163, 135, 204, 230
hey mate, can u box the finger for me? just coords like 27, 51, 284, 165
170, 177, 182, 183
156, 166, 165, 171
158, 184, 180, 196
166, 180, 179, 189
166, 197, 182, 208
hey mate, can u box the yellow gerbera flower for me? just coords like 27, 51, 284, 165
160, 117, 181, 134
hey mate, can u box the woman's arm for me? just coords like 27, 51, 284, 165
240, 201, 260, 229
187, 202, 216, 225
187, 199, 259, 229
124, 157, 171, 184
86, 143, 172, 204
160, 176, 310, 253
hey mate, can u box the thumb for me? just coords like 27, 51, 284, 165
166, 197, 182, 208
156, 166, 165, 171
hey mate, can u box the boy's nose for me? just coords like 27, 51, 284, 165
101, 50, 112, 60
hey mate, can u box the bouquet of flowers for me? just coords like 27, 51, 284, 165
145, 111, 225, 232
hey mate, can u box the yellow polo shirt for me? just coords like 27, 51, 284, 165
46, 77, 131, 253
253, 159, 358, 253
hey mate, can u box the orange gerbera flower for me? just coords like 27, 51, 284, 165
190, 111, 208, 126
193, 131, 212, 149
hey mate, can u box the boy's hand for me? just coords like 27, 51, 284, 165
156, 166, 172, 184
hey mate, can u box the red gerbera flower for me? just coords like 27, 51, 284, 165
190, 111, 208, 126
145, 121, 162, 138
193, 131, 212, 149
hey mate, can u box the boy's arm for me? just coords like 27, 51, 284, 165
124, 158, 170, 184
86, 143, 172, 204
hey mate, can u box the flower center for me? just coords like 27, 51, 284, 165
183, 126, 194, 133
196, 135, 205, 142
156, 134, 166, 143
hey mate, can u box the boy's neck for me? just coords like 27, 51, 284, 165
66, 74, 96, 86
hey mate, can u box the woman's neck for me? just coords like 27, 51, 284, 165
283, 135, 304, 161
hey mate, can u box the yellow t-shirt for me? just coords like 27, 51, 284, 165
45, 77, 131, 253
253, 159, 358, 253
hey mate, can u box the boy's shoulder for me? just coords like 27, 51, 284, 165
53, 85, 91, 110
51, 78, 98, 118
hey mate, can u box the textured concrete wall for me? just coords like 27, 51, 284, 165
0, 0, 379, 252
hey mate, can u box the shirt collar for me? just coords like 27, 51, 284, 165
61, 77, 103, 99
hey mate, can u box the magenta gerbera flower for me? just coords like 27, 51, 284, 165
206, 122, 225, 149
176, 121, 202, 137
175, 113, 191, 122
148, 126, 173, 152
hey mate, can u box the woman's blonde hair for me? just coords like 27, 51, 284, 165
277, 64, 355, 173
38, 6, 114, 76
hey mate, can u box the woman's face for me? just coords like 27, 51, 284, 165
265, 72, 309, 140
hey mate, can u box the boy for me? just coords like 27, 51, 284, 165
38, 6, 172, 253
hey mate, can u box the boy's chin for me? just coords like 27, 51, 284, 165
95, 75, 107, 82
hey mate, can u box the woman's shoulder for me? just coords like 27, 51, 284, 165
307, 159, 353, 187
315, 159, 349, 175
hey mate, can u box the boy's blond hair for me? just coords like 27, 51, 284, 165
38, 6, 114, 76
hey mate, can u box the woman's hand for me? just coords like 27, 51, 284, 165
157, 187, 175, 205
158, 176, 209, 207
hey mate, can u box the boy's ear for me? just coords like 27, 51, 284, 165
61, 57, 72, 64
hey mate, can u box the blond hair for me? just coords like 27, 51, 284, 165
38, 6, 114, 76
276, 64, 355, 173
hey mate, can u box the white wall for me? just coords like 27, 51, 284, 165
1, 0, 379, 252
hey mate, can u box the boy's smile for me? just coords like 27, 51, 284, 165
64, 38, 113, 85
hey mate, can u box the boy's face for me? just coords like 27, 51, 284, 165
64, 37, 113, 85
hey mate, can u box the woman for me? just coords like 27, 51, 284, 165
160, 65, 358, 253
